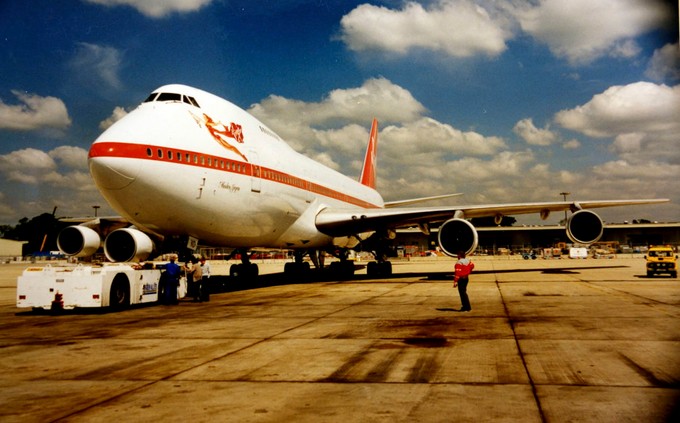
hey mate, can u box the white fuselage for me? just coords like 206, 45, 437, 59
88, 85, 383, 250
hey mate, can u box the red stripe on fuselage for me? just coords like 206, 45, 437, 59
89, 142, 381, 209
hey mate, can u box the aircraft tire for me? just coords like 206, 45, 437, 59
383, 261, 392, 275
284, 262, 310, 277
109, 274, 130, 310
230, 263, 259, 280
229, 264, 241, 278
367, 261, 392, 277
248, 263, 259, 278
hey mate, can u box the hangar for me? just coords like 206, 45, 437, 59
394, 222, 680, 256
0, 238, 27, 260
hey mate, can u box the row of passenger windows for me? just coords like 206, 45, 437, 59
146, 147, 301, 185
262, 170, 303, 187
144, 92, 200, 108
146, 148, 247, 173
143, 146, 371, 207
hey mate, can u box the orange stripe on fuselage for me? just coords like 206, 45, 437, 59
89, 141, 381, 209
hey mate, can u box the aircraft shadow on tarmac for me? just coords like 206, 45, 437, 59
213, 264, 630, 291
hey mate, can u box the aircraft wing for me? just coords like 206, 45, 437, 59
383, 193, 463, 208
315, 198, 670, 236
59, 216, 129, 225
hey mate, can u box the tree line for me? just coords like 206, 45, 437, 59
1, 213, 68, 255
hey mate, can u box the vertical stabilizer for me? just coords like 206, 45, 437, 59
359, 118, 378, 189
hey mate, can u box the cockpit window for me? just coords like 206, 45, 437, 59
143, 93, 158, 103
156, 92, 182, 102
144, 92, 200, 108
186, 96, 200, 108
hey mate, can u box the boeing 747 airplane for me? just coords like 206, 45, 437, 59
57, 84, 668, 278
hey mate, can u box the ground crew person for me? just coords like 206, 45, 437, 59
453, 251, 474, 312
162, 255, 181, 305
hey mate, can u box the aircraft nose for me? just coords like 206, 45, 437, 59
88, 143, 141, 190
89, 156, 139, 190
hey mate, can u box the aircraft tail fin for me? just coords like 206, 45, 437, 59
359, 118, 378, 189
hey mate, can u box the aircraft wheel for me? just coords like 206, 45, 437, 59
229, 264, 241, 278
230, 263, 258, 280
367, 261, 378, 276
383, 261, 392, 275
367, 261, 392, 277
109, 274, 130, 310
284, 262, 310, 277
248, 263, 259, 278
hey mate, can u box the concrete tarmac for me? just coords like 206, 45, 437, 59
0, 257, 678, 422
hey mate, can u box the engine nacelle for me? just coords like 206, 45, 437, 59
57, 226, 101, 257
566, 209, 604, 244
104, 228, 154, 262
437, 218, 478, 257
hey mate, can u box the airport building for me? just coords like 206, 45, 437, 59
0, 239, 27, 260
394, 222, 680, 256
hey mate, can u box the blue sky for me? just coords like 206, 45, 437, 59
0, 0, 678, 226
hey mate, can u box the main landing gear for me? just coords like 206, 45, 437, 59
367, 260, 392, 277
283, 250, 311, 276
366, 247, 392, 276
283, 249, 356, 279
229, 250, 258, 280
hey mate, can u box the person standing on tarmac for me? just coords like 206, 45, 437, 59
453, 251, 475, 312
185, 258, 202, 302
163, 255, 181, 305
199, 257, 211, 302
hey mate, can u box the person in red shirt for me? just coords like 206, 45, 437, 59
453, 251, 475, 312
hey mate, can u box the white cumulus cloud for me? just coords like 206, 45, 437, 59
0, 146, 90, 185
49, 146, 89, 171
248, 79, 513, 203
339, 0, 511, 58
646, 43, 680, 82
0, 148, 57, 184
514, 0, 671, 65
0, 91, 71, 131
100, 106, 129, 130
69, 42, 124, 90
513, 118, 557, 146
554, 82, 680, 138
83, 0, 213, 18
555, 82, 680, 164
250, 77, 425, 127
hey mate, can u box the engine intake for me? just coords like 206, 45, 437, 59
104, 228, 154, 262
566, 209, 604, 244
57, 226, 101, 257
437, 218, 478, 257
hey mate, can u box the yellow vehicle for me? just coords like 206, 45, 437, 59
645, 245, 678, 278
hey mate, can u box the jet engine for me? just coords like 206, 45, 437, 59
437, 218, 478, 257
566, 209, 604, 244
57, 226, 102, 257
104, 228, 154, 262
